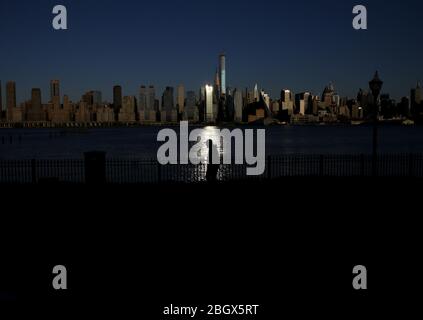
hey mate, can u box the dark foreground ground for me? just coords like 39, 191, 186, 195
1, 178, 422, 317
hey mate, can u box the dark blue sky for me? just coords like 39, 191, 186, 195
0, 0, 422, 104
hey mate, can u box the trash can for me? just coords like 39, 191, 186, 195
84, 151, 106, 184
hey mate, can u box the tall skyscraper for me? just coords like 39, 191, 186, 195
281, 89, 293, 102
233, 89, 243, 122
177, 84, 185, 113
119, 96, 136, 122
253, 84, 259, 102
322, 83, 335, 107
416, 82, 422, 104
411, 82, 422, 104
27, 88, 44, 121
224, 92, 235, 121
214, 69, 220, 98
261, 90, 271, 110
186, 91, 196, 108
411, 82, 422, 116
162, 87, 174, 112
281, 89, 294, 115
200, 86, 206, 103
139, 86, 155, 111
6, 81, 16, 121
161, 87, 177, 122
219, 53, 226, 96
205, 84, 214, 122
139, 85, 156, 121
113, 85, 122, 110
50, 80, 60, 102
295, 92, 312, 115
184, 91, 199, 121
0, 81, 3, 117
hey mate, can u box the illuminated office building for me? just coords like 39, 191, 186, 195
219, 53, 226, 96
281, 89, 294, 115
205, 84, 215, 122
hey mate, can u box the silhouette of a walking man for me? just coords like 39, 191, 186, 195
206, 139, 220, 183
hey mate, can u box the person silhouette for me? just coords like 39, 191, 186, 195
206, 139, 220, 183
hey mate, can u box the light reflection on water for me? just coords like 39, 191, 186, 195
186, 126, 225, 181
193, 126, 224, 164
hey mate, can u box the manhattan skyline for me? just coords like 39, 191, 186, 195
1, 0, 423, 103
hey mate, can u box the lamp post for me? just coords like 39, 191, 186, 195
369, 71, 383, 177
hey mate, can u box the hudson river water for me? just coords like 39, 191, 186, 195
1, 125, 423, 160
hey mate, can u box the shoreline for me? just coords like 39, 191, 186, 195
0, 120, 417, 129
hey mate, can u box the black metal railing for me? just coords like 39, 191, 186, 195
0, 159, 85, 184
0, 153, 422, 184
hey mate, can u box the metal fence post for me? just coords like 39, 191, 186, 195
409, 153, 414, 178
372, 152, 378, 177
157, 162, 162, 183
267, 155, 272, 180
319, 155, 324, 177
31, 159, 37, 184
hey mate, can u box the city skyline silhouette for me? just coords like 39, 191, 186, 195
0, 0, 423, 102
